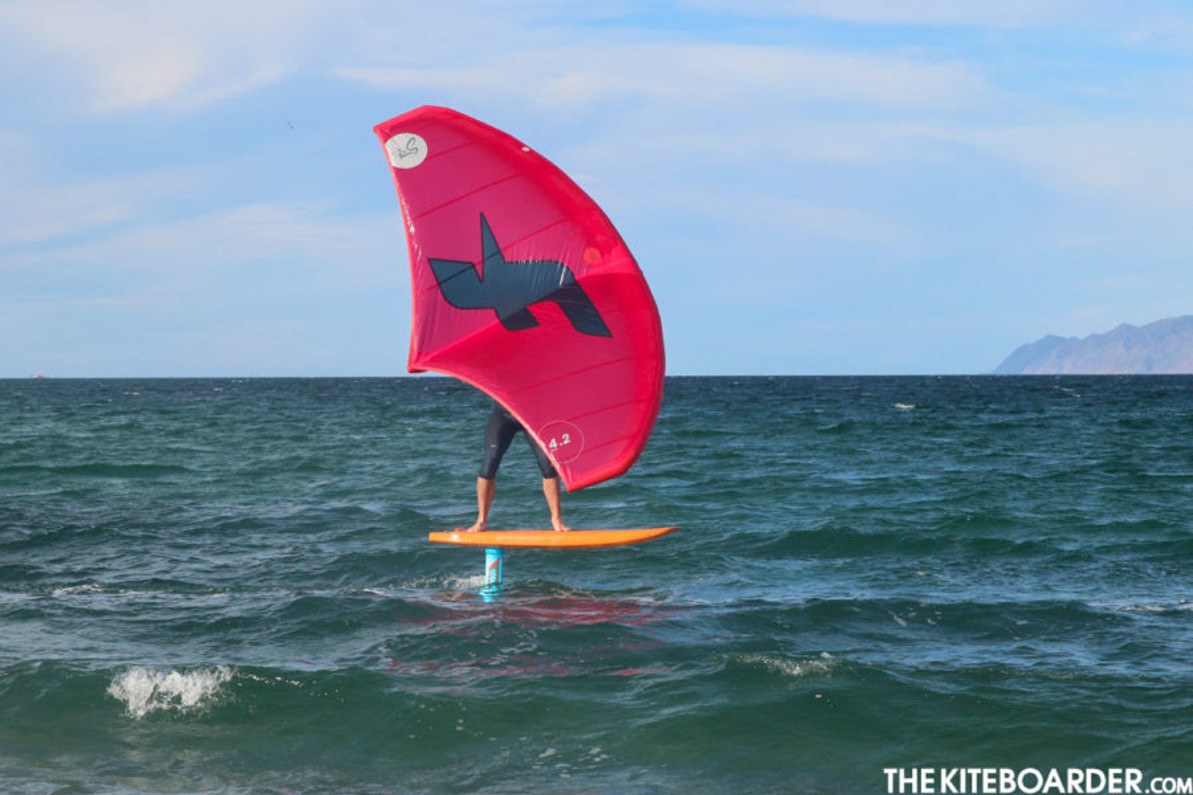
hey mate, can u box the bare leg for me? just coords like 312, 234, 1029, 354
543, 477, 570, 532
466, 477, 495, 532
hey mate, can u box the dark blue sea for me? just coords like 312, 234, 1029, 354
2, 376, 1191, 794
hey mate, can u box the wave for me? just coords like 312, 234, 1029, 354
0, 462, 193, 479
107, 665, 234, 719
3, 643, 1190, 795
739, 522, 1061, 560
729, 651, 839, 679
4, 376, 1193, 793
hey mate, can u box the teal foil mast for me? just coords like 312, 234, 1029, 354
481, 547, 504, 601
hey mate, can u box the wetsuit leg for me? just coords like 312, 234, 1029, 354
478, 404, 519, 479
526, 433, 559, 480
478, 403, 559, 480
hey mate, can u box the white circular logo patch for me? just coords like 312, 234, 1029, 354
385, 133, 428, 169
538, 421, 584, 464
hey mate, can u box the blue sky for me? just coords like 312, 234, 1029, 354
4, 1, 1193, 376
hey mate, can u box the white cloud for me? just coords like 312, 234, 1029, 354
665, 185, 908, 244
956, 120, 1193, 208
0, 133, 133, 247
4, 198, 402, 314
682, 0, 1084, 28
343, 41, 994, 115
1, 199, 405, 376
0, 0, 325, 111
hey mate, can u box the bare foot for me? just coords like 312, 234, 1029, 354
464, 519, 487, 533
552, 520, 571, 533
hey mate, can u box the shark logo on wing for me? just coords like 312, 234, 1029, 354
428, 213, 612, 337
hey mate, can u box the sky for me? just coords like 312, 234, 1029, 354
4, 1, 1193, 377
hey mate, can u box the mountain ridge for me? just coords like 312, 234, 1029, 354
994, 316, 1193, 374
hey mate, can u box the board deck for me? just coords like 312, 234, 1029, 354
428, 526, 679, 549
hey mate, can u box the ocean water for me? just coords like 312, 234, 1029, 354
1, 376, 1191, 794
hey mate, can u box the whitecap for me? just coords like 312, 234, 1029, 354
1091, 600, 1182, 614
51, 583, 105, 597
107, 666, 233, 719
368, 575, 488, 594
445, 574, 487, 591
735, 653, 836, 678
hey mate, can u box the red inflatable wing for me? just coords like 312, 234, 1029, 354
374, 106, 665, 490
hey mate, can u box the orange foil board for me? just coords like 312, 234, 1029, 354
428, 526, 679, 549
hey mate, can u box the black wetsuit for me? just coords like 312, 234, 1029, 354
479, 403, 558, 480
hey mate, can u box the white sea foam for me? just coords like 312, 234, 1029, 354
736, 652, 836, 678
107, 666, 233, 719
446, 574, 488, 591
51, 583, 105, 597
365, 575, 489, 594
1092, 599, 1192, 614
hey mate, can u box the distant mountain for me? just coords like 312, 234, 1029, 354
994, 316, 1193, 374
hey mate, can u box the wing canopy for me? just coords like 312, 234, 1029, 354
374, 106, 665, 490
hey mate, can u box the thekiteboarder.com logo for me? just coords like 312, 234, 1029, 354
883, 767, 1193, 794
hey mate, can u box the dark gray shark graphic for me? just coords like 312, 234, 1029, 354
428, 213, 611, 337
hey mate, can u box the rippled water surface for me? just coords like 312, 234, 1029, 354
2, 376, 1191, 793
